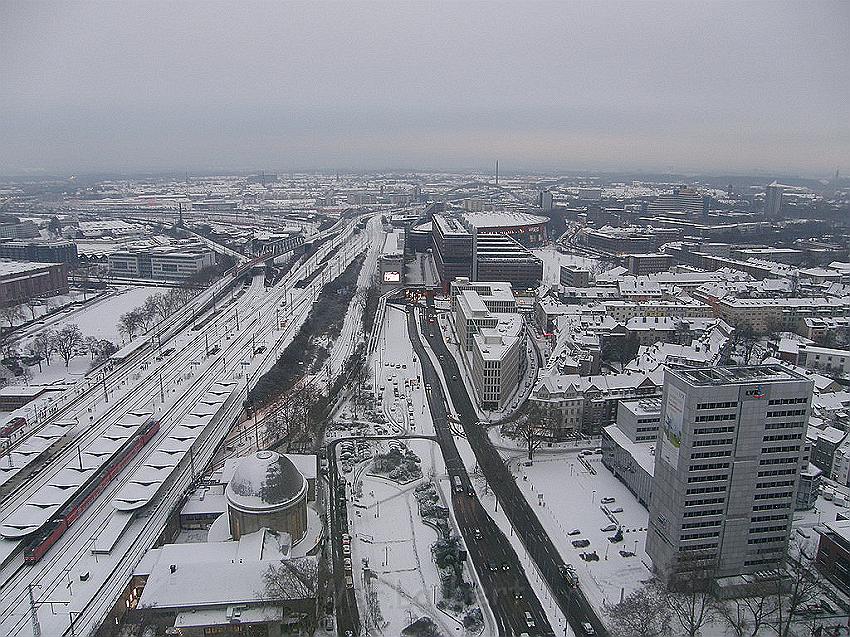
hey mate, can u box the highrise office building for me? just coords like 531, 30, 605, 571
646, 365, 813, 584
764, 183, 784, 217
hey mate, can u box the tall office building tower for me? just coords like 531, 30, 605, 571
647, 365, 813, 584
764, 182, 784, 217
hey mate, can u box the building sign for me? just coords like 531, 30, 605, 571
383, 271, 401, 283
744, 385, 766, 400
660, 385, 686, 469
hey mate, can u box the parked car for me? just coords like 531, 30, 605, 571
600, 497, 616, 505
601, 524, 618, 532
582, 622, 596, 635
610, 506, 624, 514
571, 539, 591, 548
568, 529, 581, 536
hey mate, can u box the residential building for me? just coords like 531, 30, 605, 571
646, 365, 813, 584
626, 253, 673, 276
764, 183, 783, 217
560, 265, 591, 287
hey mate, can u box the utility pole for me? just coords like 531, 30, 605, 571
28, 583, 41, 637
235, 307, 240, 331
102, 375, 108, 403
159, 373, 165, 403
77, 445, 83, 471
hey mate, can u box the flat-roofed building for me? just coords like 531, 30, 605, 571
0, 260, 68, 306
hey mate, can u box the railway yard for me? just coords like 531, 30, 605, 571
0, 214, 372, 637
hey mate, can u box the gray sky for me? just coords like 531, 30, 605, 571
1, 0, 848, 176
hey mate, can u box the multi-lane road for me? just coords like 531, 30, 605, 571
418, 307, 609, 637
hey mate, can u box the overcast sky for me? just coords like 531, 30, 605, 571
1, 1, 848, 176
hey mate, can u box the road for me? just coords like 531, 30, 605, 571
406, 307, 554, 637
417, 305, 609, 637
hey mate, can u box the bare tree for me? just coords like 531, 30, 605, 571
31, 329, 56, 366
604, 582, 671, 637
23, 296, 42, 321
118, 309, 142, 340
513, 401, 549, 461
261, 557, 319, 601
717, 592, 778, 637
0, 304, 24, 328
52, 324, 83, 368
664, 567, 718, 637
771, 542, 823, 637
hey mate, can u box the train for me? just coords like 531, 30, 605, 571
0, 417, 27, 438
23, 418, 160, 564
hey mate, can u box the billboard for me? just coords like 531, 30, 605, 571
383, 271, 401, 283
660, 385, 686, 469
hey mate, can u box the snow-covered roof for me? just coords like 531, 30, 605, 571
226, 451, 307, 513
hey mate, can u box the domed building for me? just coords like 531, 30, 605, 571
225, 450, 308, 543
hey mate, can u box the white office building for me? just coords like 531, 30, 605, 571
646, 365, 813, 584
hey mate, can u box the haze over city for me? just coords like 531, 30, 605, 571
1, 0, 849, 176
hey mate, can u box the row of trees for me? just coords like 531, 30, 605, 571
24, 324, 115, 369
605, 544, 826, 637
118, 287, 197, 340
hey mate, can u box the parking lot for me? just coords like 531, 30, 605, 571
509, 449, 654, 608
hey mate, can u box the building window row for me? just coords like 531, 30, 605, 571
686, 485, 727, 495
757, 468, 797, 478
764, 420, 805, 430
690, 450, 732, 460
694, 414, 736, 423
762, 433, 803, 442
688, 462, 730, 472
753, 502, 790, 511
684, 497, 725, 507
693, 438, 734, 447
687, 474, 728, 484
637, 417, 660, 424
682, 520, 721, 530
683, 508, 724, 518
766, 409, 807, 418
749, 525, 787, 535
748, 535, 785, 545
756, 480, 795, 490
694, 425, 736, 435
752, 513, 788, 523
768, 397, 808, 406
678, 543, 718, 551
761, 445, 800, 454
753, 491, 793, 501
681, 530, 720, 540
759, 456, 798, 466
696, 401, 737, 410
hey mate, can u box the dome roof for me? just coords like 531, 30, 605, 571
226, 451, 306, 512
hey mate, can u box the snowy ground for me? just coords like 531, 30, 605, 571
346, 438, 473, 636
531, 246, 600, 287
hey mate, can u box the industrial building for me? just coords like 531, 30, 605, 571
0, 260, 68, 306
0, 239, 79, 265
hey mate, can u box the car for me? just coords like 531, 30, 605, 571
568, 529, 581, 536
473, 528, 483, 540
514, 591, 524, 601
452, 375, 458, 380
600, 497, 616, 505
619, 550, 636, 558
342, 545, 351, 556
524, 612, 535, 629
610, 507, 624, 514
343, 558, 352, 571
502, 562, 511, 571
425, 384, 431, 390
571, 539, 591, 548
581, 622, 596, 635
601, 524, 617, 532
581, 551, 599, 562
487, 561, 498, 572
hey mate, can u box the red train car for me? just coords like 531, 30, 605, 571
24, 418, 160, 563
0, 417, 27, 437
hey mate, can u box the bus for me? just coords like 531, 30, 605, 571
452, 475, 464, 493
